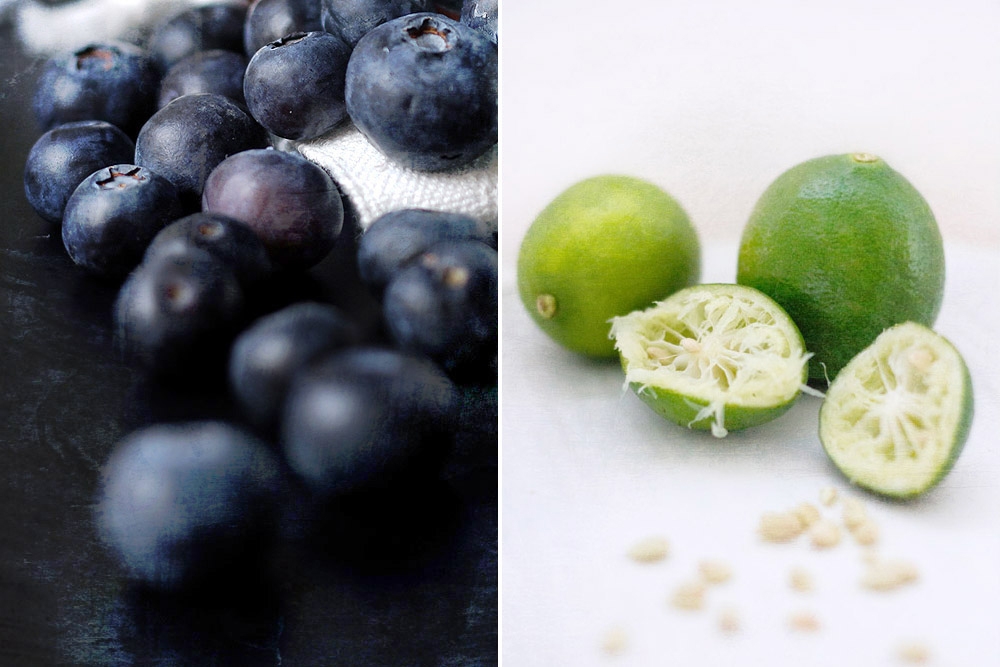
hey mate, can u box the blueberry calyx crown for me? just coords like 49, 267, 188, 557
96, 166, 146, 189
405, 16, 455, 53
75, 46, 116, 71
269, 32, 309, 49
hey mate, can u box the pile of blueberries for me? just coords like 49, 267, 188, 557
21, 0, 498, 593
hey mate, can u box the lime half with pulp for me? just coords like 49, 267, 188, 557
819, 322, 973, 499
610, 284, 812, 438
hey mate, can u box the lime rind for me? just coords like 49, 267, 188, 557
611, 284, 811, 437
819, 322, 974, 498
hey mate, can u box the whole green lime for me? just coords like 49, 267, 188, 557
737, 153, 945, 382
517, 175, 700, 358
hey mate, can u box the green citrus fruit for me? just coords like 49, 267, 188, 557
736, 153, 945, 382
819, 322, 973, 499
610, 284, 811, 438
517, 175, 700, 358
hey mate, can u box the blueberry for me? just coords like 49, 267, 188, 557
319, 0, 428, 47
23, 120, 136, 224
135, 93, 269, 209
243, 0, 323, 56
357, 208, 494, 297
32, 41, 159, 137
158, 49, 249, 110
281, 346, 459, 496
95, 421, 284, 590
202, 148, 344, 271
345, 13, 498, 171
143, 212, 272, 287
61, 164, 185, 277
243, 31, 352, 141
460, 0, 496, 42
229, 302, 357, 430
382, 240, 497, 380
147, 2, 250, 72
114, 246, 245, 375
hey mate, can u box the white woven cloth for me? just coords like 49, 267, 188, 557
291, 122, 498, 233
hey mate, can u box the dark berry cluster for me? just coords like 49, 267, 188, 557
21, 0, 498, 594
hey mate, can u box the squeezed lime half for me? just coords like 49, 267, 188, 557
610, 284, 811, 437
819, 322, 973, 498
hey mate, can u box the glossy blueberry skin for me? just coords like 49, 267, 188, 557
114, 246, 245, 375
202, 148, 344, 271
143, 212, 272, 287
244, 31, 352, 141
281, 346, 459, 496
346, 13, 498, 171
383, 239, 497, 380
460, 0, 496, 42
147, 2, 250, 72
244, 0, 323, 56
158, 49, 249, 110
135, 93, 269, 209
61, 164, 184, 277
357, 208, 494, 297
23, 120, 135, 224
32, 41, 160, 137
229, 302, 357, 430
95, 421, 284, 590
319, 0, 427, 47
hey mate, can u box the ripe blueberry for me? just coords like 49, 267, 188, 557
32, 41, 159, 137
95, 421, 284, 590
244, 0, 324, 57
143, 212, 272, 287
382, 239, 497, 380
147, 2, 249, 72
158, 49, 249, 110
24, 120, 136, 224
228, 301, 357, 431
357, 208, 494, 297
114, 246, 245, 376
281, 347, 459, 496
243, 31, 352, 141
345, 13, 498, 171
202, 148, 344, 271
135, 93, 269, 209
61, 164, 185, 277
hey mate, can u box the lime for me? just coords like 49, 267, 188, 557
737, 153, 945, 382
609, 284, 811, 438
517, 175, 700, 358
819, 322, 973, 499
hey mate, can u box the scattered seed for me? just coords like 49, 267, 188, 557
809, 519, 841, 549
819, 486, 838, 507
861, 558, 919, 591
758, 511, 803, 542
670, 580, 706, 611
789, 567, 814, 593
717, 607, 740, 634
788, 610, 821, 632
627, 536, 670, 563
850, 520, 879, 546
793, 502, 821, 529
600, 626, 628, 655
897, 640, 931, 663
699, 559, 732, 585
842, 497, 868, 530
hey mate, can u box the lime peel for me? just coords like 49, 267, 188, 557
611, 284, 811, 437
